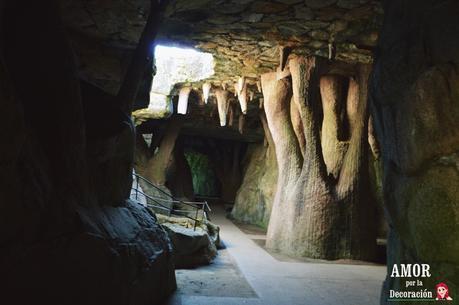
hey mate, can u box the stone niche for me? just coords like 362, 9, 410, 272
0, 1, 176, 305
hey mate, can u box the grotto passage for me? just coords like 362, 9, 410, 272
1, 1, 459, 305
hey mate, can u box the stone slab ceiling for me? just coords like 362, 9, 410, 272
161, 0, 382, 83
61, 0, 382, 87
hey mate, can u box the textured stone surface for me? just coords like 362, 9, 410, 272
232, 143, 278, 228
3, 201, 176, 305
370, 1, 459, 304
60, 0, 151, 93
305, 0, 337, 9
160, 0, 381, 86
162, 223, 218, 268
157, 214, 220, 268
0, 2, 176, 304
59, 0, 382, 93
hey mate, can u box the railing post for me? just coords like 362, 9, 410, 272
135, 176, 139, 200
194, 206, 199, 231
204, 201, 210, 221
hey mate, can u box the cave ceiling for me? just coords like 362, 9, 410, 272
60, 0, 382, 141
61, 0, 382, 89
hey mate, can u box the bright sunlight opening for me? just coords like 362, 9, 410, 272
149, 45, 214, 115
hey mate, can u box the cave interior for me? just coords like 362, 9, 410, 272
1, 1, 458, 305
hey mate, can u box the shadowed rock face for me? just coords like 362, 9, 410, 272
0, 1, 176, 304
371, 1, 459, 304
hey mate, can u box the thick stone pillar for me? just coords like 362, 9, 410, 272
263, 56, 377, 260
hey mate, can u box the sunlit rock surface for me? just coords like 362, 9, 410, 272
133, 46, 214, 123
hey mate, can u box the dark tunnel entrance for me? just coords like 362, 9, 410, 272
184, 149, 220, 198
180, 136, 248, 204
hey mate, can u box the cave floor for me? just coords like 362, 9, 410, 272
165, 203, 385, 305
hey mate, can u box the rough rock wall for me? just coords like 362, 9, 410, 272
232, 142, 278, 228
0, 1, 176, 304
60, 0, 151, 94
370, 1, 459, 303
167, 140, 195, 200
160, 0, 382, 82
185, 150, 221, 197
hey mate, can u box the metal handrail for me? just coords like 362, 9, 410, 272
131, 172, 209, 230
135, 188, 205, 225
139, 195, 212, 212
133, 173, 211, 212
141, 195, 204, 206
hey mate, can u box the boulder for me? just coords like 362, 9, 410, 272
2, 200, 177, 305
157, 214, 221, 268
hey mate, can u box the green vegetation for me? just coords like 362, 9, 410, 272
185, 151, 219, 197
